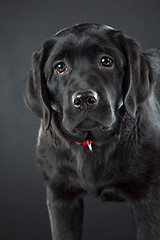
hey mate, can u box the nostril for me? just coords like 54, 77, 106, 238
74, 97, 83, 107
87, 96, 97, 106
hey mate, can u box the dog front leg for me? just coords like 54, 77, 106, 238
132, 185, 160, 240
47, 187, 84, 240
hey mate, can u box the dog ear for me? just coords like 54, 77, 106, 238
24, 40, 54, 129
112, 31, 155, 117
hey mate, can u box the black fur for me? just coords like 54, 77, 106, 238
24, 23, 160, 240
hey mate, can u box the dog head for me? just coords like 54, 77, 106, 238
24, 23, 154, 138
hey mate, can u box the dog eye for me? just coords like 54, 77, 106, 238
101, 57, 113, 67
55, 62, 67, 73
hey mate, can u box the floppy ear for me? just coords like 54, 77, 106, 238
24, 40, 54, 129
113, 31, 155, 117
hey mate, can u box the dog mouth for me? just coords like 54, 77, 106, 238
63, 118, 115, 141
76, 118, 101, 131
62, 108, 116, 136
68, 120, 116, 146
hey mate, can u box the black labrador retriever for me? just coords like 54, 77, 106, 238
24, 23, 160, 240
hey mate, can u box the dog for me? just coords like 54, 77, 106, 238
24, 23, 160, 240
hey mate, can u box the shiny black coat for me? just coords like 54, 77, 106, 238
24, 23, 160, 240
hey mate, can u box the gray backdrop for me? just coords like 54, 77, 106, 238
1, 0, 160, 239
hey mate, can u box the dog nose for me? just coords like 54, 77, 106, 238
72, 90, 98, 108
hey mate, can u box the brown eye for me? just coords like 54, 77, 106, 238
56, 62, 67, 73
101, 57, 113, 67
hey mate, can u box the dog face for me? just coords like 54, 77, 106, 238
45, 25, 125, 133
24, 23, 154, 138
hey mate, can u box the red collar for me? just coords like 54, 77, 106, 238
76, 140, 93, 151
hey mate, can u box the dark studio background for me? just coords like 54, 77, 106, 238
1, 0, 160, 239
